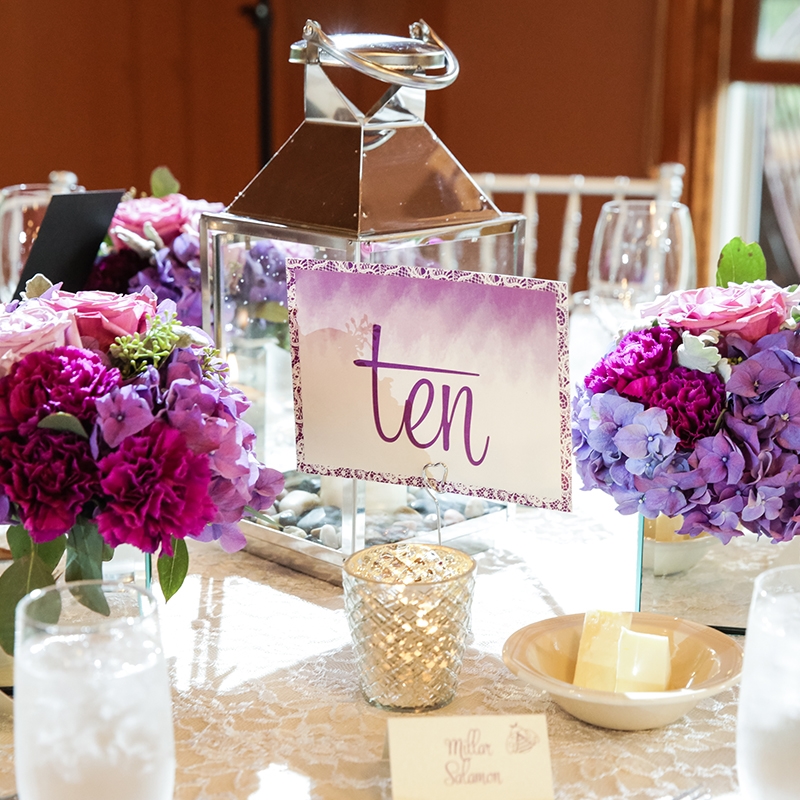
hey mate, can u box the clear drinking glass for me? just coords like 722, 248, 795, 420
588, 199, 696, 334
14, 580, 175, 800
736, 564, 800, 799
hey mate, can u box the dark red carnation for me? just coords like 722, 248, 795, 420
85, 249, 150, 293
96, 420, 216, 556
0, 429, 99, 541
0, 346, 120, 436
638, 366, 726, 450
585, 326, 680, 394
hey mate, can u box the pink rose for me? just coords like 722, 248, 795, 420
109, 194, 224, 248
640, 281, 800, 343
39, 289, 158, 351
0, 300, 80, 378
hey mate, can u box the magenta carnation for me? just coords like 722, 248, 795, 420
96, 420, 216, 556
585, 327, 680, 394
0, 429, 99, 542
0, 346, 120, 436
636, 366, 726, 450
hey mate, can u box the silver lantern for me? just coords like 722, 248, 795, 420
200, 20, 523, 582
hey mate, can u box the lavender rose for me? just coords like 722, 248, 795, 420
0, 300, 80, 378
109, 194, 224, 249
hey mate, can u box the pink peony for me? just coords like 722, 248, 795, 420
96, 420, 217, 556
640, 281, 800, 343
109, 194, 224, 249
38, 288, 158, 350
0, 429, 99, 542
0, 300, 80, 378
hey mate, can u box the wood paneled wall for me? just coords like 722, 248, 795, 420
0, 0, 663, 286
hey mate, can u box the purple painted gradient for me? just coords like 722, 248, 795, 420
293, 267, 558, 382
288, 260, 569, 505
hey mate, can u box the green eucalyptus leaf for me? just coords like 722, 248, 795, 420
68, 583, 110, 618
0, 554, 57, 656
157, 538, 189, 602
7, 525, 32, 559
716, 237, 767, 287
37, 412, 88, 439
254, 301, 289, 324
150, 166, 180, 198
65, 520, 109, 616
101, 541, 115, 562
38, 535, 67, 571
7, 526, 66, 571
22, 273, 54, 300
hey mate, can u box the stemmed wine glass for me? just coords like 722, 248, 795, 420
588, 199, 696, 334
0, 173, 83, 303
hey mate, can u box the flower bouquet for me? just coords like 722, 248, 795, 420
86, 166, 311, 346
0, 278, 284, 654
573, 237, 800, 545
85, 167, 224, 329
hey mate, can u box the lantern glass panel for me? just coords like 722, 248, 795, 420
199, 21, 525, 577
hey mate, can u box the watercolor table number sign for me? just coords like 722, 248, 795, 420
286, 259, 572, 511
387, 714, 554, 800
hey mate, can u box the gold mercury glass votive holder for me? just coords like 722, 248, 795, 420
342, 541, 476, 712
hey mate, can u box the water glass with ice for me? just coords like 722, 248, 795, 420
736, 564, 800, 799
14, 580, 176, 800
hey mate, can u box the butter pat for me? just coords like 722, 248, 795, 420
614, 627, 671, 692
572, 610, 633, 691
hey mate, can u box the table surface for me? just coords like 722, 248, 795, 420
0, 491, 743, 800
0, 310, 744, 800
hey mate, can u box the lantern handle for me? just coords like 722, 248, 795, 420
302, 19, 459, 90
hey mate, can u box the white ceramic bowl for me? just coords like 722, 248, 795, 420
502, 612, 743, 730
642, 534, 719, 576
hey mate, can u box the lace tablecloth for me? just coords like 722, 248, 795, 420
0, 490, 742, 800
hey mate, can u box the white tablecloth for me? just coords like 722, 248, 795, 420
0, 310, 744, 799
0, 496, 742, 800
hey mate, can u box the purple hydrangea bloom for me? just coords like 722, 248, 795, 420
125, 232, 204, 328
613, 406, 679, 477
96, 386, 156, 448
691, 431, 745, 484
761, 381, 800, 449
727, 350, 790, 398
243, 241, 288, 305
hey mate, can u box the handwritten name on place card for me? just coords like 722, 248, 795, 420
387, 714, 554, 800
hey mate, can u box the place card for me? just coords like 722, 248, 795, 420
387, 714, 554, 800
13, 189, 125, 299
286, 259, 571, 511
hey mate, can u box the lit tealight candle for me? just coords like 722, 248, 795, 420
342, 542, 475, 711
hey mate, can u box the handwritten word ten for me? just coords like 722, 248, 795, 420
353, 324, 490, 466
